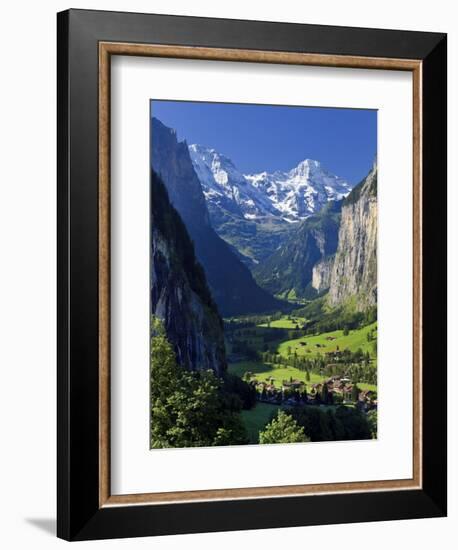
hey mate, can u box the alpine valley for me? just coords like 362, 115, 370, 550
189, 143, 352, 267
150, 113, 378, 449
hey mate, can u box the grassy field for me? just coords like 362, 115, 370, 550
228, 361, 377, 392
229, 361, 323, 385
229, 315, 377, 443
259, 316, 307, 329
276, 321, 377, 359
240, 402, 281, 443
229, 316, 377, 360
229, 318, 376, 358
227, 315, 377, 402
355, 382, 377, 391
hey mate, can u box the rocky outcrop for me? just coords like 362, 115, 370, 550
151, 170, 226, 375
312, 256, 334, 292
151, 117, 282, 316
327, 162, 377, 311
151, 120, 210, 230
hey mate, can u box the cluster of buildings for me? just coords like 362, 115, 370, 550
249, 374, 377, 411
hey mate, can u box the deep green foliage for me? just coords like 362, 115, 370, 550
287, 406, 334, 441
222, 372, 257, 410
367, 409, 378, 439
333, 406, 371, 440
296, 298, 377, 335
352, 384, 361, 402
150, 324, 248, 448
288, 405, 372, 442
259, 410, 309, 444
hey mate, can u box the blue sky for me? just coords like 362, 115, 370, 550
151, 100, 377, 184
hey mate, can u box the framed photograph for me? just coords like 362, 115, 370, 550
57, 9, 447, 541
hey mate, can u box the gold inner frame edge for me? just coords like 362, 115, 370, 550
98, 41, 422, 508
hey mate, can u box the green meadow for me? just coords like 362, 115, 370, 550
228, 361, 376, 393
240, 402, 281, 443
259, 316, 307, 329
229, 361, 324, 386
228, 315, 377, 361
276, 321, 377, 359
227, 314, 378, 441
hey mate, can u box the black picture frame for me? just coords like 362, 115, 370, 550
57, 8, 447, 541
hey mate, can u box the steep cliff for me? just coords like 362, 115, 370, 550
327, 163, 377, 311
151, 117, 282, 316
151, 170, 226, 375
312, 256, 334, 292
253, 200, 342, 299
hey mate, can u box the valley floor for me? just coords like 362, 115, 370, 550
229, 361, 377, 393
226, 314, 378, 443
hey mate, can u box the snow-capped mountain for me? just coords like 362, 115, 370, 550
189, 144, 352, 223
189, 144, 275, 220
246, 159, 352, 221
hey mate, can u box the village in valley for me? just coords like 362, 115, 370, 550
225, 311, 378, 442
248, 374, 377, 411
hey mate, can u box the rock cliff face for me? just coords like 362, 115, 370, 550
150, 170, 226, 375
327, 163, 377, 310
151, 119, 210, 230
312, 256, 334, 292
151, 117, 281, 316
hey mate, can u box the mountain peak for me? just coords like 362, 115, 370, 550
190, 144, 232, 162
189, 143, 352, 223
298, 158, 321, 168
288, 158, 323, 179
189, 143, 246, 191
189, 143, 215, 155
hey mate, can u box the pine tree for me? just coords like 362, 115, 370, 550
321, 383, 329, 404
259, 411, 309, 444
150, 318, 248, 448
351, 384, 360, 403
